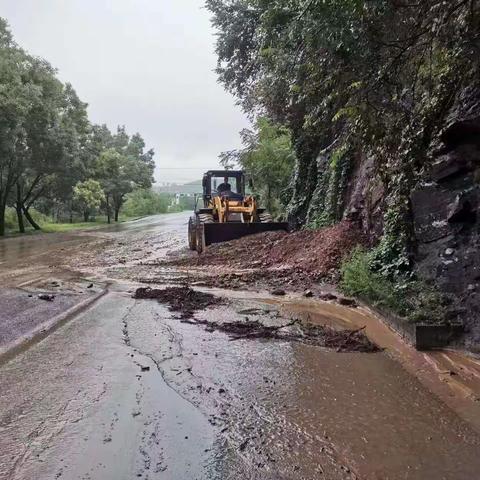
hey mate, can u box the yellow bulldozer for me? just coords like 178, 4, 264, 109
188, 170, 288, 253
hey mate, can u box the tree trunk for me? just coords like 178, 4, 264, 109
106, 194, 111, 224
0, 201, 6, 236
16, 205, 25, 233
16, 183, 25, 233
113, 194, 123, 222
84, 210, 89, 222
23, 206, 41, 230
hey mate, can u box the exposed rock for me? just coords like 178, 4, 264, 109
412, 86, 480, 348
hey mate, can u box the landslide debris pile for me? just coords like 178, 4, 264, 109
173, 220, 365, 280
133, 286, 221, 318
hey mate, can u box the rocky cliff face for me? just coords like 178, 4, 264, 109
289, 87, 480, 348
411, 87, 480, 349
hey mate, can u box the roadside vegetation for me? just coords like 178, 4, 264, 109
0, 19, 161, 236
340, 248, 446, 324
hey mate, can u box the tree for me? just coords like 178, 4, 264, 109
0, 19, 32, 235
221, 117, 295, 216
73, 179, 104, 222
95, 130, 154, 222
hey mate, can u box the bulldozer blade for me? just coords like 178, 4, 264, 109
202, 222, 289, 248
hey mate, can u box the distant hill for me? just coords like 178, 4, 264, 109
154, 180, 202, 195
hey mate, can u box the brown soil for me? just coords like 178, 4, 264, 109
133, 286, 221, 318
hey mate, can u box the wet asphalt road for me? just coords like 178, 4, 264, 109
1, 213, 480, 480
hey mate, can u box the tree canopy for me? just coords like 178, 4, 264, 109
0, 18, 155, 234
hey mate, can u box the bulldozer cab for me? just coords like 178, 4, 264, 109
201, 170, 246, 207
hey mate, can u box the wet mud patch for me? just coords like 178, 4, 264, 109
133, 286, 222, 319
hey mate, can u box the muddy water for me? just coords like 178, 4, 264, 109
270, 296, 480, 434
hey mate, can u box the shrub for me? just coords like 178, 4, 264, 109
340, 247, 446, 324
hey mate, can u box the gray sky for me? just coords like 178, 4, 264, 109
0, 0, 249, 184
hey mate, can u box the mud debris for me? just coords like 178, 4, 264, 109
38, 293, 55, 301
187, 317, 379, 353
133, 286, 222, 318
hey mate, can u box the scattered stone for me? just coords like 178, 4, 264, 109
338, 297, 358, 307
239, 439, 249, 451
87, 283, 94, 289
38, 294, 55, 301
444, 248, 455, 256
271, 289, 286, 296
140, 366, 150, 372
303, 290, 314, 298
319, 292, 337, 301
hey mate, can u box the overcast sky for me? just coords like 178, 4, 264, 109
0, 0, 249, 184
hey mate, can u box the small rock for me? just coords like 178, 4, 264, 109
140, 366, 150, 372
467, 284, 476, 291
338, 297, 357, 307
38, 294, 55, 301
444, 248, 455, 256
218, 388, 225, 394
86, 283, 94, 289
319, 292, 337, 301
271, 289, 286, 296
303, 290, 314, 298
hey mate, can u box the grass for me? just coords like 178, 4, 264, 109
4, 216, 136, 236
340, 247, 447, 324
41, 220, 113, 233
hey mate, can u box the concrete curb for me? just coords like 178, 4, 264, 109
360, 301, 463, 350
0, 288, 108, 366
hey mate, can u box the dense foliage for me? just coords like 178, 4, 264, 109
0, 19, 155, 234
